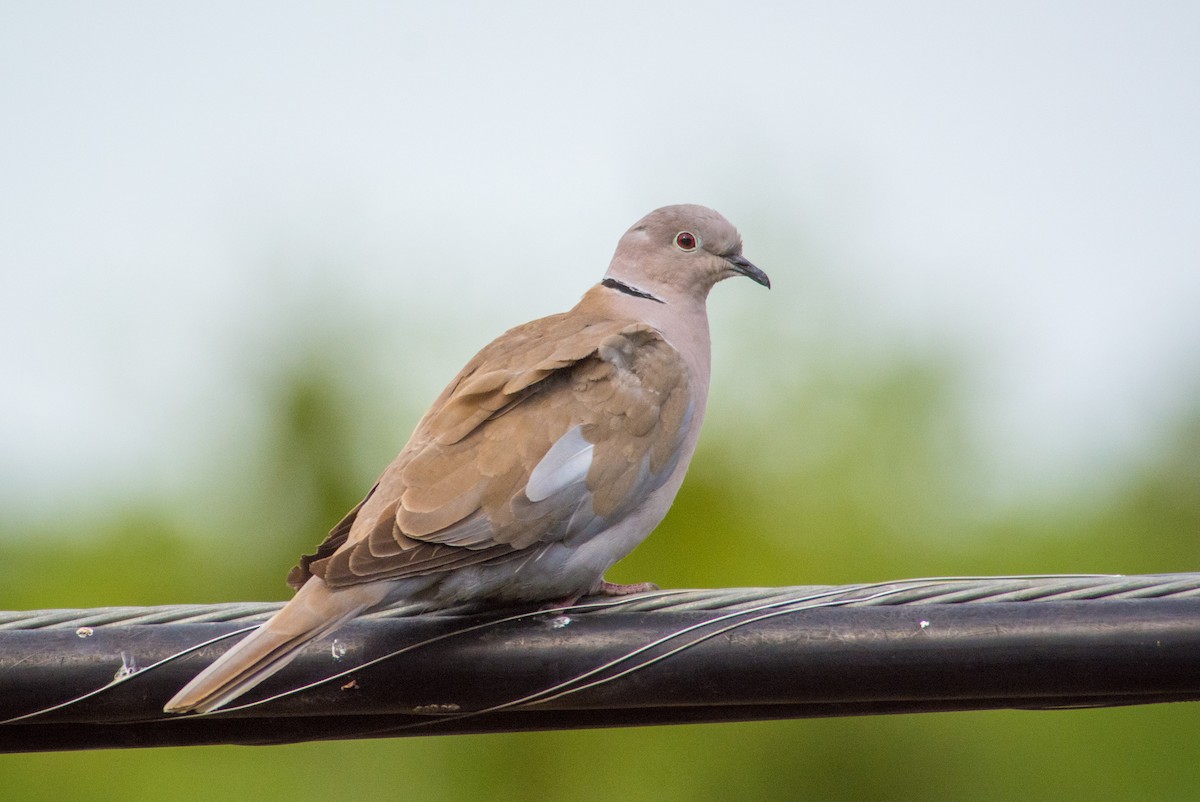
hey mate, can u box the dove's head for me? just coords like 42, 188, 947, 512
604, 205, 770, 303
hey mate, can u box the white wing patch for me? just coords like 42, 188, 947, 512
525, 425, 594, 502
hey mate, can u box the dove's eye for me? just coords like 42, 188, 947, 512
674, 232, 697, 251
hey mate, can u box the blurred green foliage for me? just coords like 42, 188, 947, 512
1, 322, 1198, 801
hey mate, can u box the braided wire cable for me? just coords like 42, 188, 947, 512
4, 572, 1200, 631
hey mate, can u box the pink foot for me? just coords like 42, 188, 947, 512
593, 579, 660, 597
538, 580, 660, 611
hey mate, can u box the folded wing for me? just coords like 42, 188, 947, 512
289, 311, 693, 590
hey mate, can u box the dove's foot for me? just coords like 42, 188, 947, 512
538, 580, 660, 611
594, 579, 660, 596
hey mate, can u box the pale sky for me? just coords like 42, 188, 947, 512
2, 2, 1198, 521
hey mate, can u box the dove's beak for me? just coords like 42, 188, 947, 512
725, 254, 771, 289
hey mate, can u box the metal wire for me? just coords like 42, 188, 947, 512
4, 572, 1200, 631
2, 572, 1199, 751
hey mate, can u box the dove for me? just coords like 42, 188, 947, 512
164, 204, 769, 713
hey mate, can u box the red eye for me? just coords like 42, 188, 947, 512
675, 231, 697, 251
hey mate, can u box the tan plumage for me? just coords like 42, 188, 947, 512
165, 204, 769, 714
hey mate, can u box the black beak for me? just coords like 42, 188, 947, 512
725, 254, 771, 289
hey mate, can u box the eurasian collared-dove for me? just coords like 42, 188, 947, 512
164, 204, 769, 713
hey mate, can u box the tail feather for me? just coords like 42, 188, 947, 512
164, 579, 383, 714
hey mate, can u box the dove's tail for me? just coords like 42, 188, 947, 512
164, 578, 384, 714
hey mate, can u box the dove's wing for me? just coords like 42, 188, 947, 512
289, 308, 693, 590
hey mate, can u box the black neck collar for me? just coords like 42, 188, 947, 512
601, 277, 665, 304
